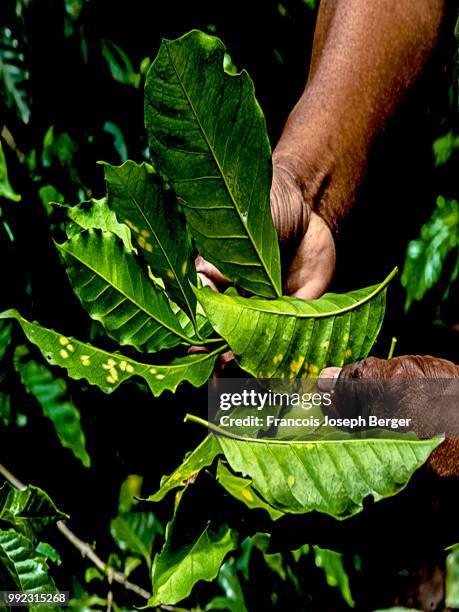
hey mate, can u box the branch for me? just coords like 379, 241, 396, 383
0, 463, 151, 601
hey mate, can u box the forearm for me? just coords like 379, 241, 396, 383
274, 0, 446, 233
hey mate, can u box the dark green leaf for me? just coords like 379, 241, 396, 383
446, 544, 459, 609
56, 229, 194, 351
145, 30, 282, 298
206, 559, 248, 612
146, 436, 220, 503
102, 160, 197, 324
1, 310, 221, 396
14, 346, 90, 467
195, 269, 396, 377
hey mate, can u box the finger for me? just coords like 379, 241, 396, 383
318, 367, 342, 391
195, 256, 228, 285
285, 212, 335, 299
197, 272, 219, 293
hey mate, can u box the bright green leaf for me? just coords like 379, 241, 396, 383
146, 436, 220, 503
446, 544, 459, 609
1, 310, 221, 396
314, 546, 354, 607
110, 511, 163, 568
195, 269, 396, 378
145, 30, 282, 298
0, 141, 20, 202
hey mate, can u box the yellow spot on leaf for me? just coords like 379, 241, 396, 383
167, 269, 175, 279
137, 236, 146, 249
119, 361, 127, 372
308, 364, 319, 374
59, 349, 69, 359
125, 219, 139, 233
156, 374, 165, 380
59, 336, 69, 346
67, 344, 75, 352
106, 375, 115, 384
145, 242, 153, 253
141, 229, 150, 238
181, 261, 187, 274
273, 353, 284, 365
242, 489, 254, 502
343, 334, 349, 342
110, 368, 118, 381
306, 443, 314, 449
80, 355, 91, 366
126, 364, 134, 373
150, 368, 157, 375
345, 349, 352, 358
287, 475, 295, 486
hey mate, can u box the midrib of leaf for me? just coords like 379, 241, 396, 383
185, 414, 442, 447
217, 268, 397, 318
60, 242, 195, 345
110, 165, 198, 329
165, 42, 281, 298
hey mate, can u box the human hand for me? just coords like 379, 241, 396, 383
196, 160, 336, 299
320, 356, 459, 477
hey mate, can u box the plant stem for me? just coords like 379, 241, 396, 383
0, 463, 151, 601
387, 336, 397, 360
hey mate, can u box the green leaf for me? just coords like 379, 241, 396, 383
146, 436, 220, 503
149, 490, 237, 607
195, 269, 396, 378
402, 197, 459, 311
110, 511, 163, 568
216, 460, 283, 521
56, 229, 194, 351
102, 160, 197, 324
1, 310, 221, 396
101, 39, 140, 87
0, 31, 30, 123
432, 131, 459, 166
0, 141, 20, 202
118, 474, 143, 514
61, 197, 134, 251
206, 559, 248, 612
0, 528, 57, 609
446, 544, 459, 609
0, 482, 67, 539
145, 30, 282, 298
14, 346, 90, 468
214, 435, 441, 519
313, 546, 354, 607
0, 320, 12, 361
36, 542, 62, 566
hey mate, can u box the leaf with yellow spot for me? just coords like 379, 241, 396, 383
216, 460, 283, 520
101, 161, 197, 327
195, 269, 397, 378
0, 310, 224, 397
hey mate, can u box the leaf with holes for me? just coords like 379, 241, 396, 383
145, 30, 281, 298
56, 229, 194, 352
0, 310, 222, 396
102, 160, 197, 325
195, 269, 397, 378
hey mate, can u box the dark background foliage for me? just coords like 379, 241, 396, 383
0, 0, 458, 610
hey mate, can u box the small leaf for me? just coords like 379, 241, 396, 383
314, 546, 354, 607
146, 436, 220, 503
35, 542, 62, 566
1, 309, 221, 396
14, 346, 90, 468
118, 474, 143, 514
402, 197, 459, 311
60, 197, 134, 251
195, 269, 396, 378
110, 511, 163, 568
0, 481, 67, 538
145, 30, 282, 298
216, 460, 283, 520
149, 489, 237, 607
102, 160, 197, 324
0, 141, 20, 202
56, 229, 194, 351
